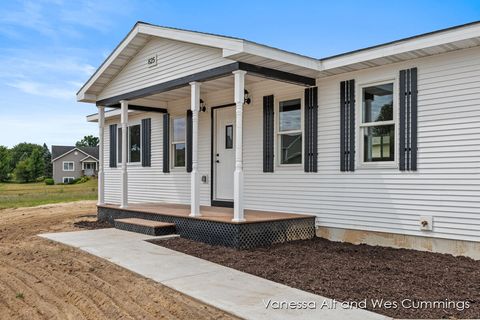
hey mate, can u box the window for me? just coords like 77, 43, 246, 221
129, 124, 141, 163
83, 162, 96, 170
225, 125, 233, 149
278, 99, 302, 165
63, 177, 74, 184
63, 161, 74, 171
361, 82, 395, 163
172, 117, 186, 167
117, 124, 142, 164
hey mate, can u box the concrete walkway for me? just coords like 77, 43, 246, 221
40, 229, 390, 320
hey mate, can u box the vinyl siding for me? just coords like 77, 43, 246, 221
101, 45, 480, 243
98, 37, 234, 100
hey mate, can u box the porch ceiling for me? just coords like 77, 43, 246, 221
129, 74, 265, 106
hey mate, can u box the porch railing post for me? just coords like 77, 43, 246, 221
97, 105, 105, 205
232, 70, 246, 222
189, 82, 201, 217
120, 100, 128, 208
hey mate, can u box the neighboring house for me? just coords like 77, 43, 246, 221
51, 146, 99, 184
78, 21, 480, 258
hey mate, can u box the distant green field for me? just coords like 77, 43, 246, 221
0, 179, 98, 209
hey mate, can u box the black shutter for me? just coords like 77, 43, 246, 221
304, 87, 318, 172
141, 118, 151, 167
109, 124, 117, 167
263, 95, 274, 172
340, 79, 355, 172
163, 113, 170, 173
399, 67, 418, 171
118, 127, 122, 163
186, 110, 193, 172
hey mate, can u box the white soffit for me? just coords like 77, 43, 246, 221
78, 21, 480, 102
318, 21, 480, 77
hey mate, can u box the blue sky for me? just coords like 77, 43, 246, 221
0, 0, 479, 148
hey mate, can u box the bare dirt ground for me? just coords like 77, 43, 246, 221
0, 201, 238, 320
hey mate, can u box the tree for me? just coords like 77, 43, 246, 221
0, 146, 11, 181
76, 135, 99, 147
10, 143, 43, 170
29, 148, 45, 179
42, 143, 52, 178
14, 158, 33, 182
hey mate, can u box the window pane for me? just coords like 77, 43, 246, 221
174, 143, 185, 167
363, 83, 393, 123
279, 99, 301, 131
225, 125, 233, 149
173, 117, 186, 142
129, 125, 141, 163
280, 132, 302, 164
363, 125, 395, 162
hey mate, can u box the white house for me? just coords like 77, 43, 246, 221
79, 21, 480, 257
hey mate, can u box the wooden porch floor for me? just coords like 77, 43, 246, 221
100, 203, 313, 224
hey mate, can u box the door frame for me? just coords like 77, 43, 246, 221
210, 102, 236, 208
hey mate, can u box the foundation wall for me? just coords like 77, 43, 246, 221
316, 227, 480, 260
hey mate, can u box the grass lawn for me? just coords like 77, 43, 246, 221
0, 179, 97, 209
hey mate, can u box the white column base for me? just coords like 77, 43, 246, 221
120, 169, 128, 209
97, 170, 105, 206
189, 170, 201, 217
232, 169, 245, 222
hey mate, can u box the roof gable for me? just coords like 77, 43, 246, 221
51, 146, 99, 161
98, 37, 233, 101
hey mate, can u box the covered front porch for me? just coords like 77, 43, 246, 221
93, 63, 316, 221
98, 202, 315, 249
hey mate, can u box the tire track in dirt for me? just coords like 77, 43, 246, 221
2, 259, 90, 320
0, 201, 239, 320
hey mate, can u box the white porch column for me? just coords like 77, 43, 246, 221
120, 100, 128, 208
97, 106, 105, 205
189, 82, 201, 217
232, 70, 246, 222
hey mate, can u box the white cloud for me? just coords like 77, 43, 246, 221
0, 114, 98, 148
8, 80, 75, 100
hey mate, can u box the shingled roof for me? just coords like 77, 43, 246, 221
51, 145, 99, 160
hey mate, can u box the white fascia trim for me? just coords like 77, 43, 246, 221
77, 26, 140, 102
80, 155, 99, 162
138, 24, 244, 52
226, 41, 321, 71
320, 23, 480, 71
52, 148, 90, 162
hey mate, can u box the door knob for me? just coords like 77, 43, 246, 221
216, 160, 220, 163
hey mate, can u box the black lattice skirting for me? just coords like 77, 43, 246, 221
98, 206, 315, 249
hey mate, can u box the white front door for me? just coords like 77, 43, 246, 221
214, 106, 235, 201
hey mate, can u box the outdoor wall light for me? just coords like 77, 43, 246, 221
244, 90, 251, 105
200, 99, 207, 112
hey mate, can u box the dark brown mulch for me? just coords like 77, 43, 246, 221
154, 237, 480, 319
73, 220, 112, 230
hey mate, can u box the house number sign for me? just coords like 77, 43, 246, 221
147, 54, 157, 67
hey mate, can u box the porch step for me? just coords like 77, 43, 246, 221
114, 218, 176, 236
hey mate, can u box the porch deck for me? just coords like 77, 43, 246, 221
97, 203, 316, 248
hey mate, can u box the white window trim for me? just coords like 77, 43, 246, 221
63, 177, 75, 183
128, 122, 142, 165
62, 161, 74, 171
117, 121, 142, 166
276, 98, 304, 168
171, 115, 186, 170
82, 162, 97, 170
357, 78, 399, 169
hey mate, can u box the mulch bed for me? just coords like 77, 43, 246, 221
73, 220, 112, 230
154, 237, 480, 319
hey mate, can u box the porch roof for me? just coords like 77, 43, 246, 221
78, 20, 480, 104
